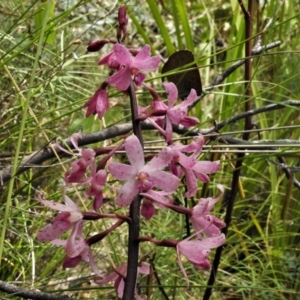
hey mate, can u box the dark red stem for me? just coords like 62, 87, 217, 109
122, 79, 144, 300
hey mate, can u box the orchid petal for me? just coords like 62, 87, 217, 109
105, 67, 131, 91
138, 262, 150, 275
176, 151, 197, 169
98, 51, 114, 65
194, 172, 210, 182
180, 116, 200, 127
37, 223, 71, 242
184, 168, 198, 197
51, 239, 67, 246
192, 161, 220, 174
145, 146, 173, 171
125, 135, 145, 170
88, 249, 104, 277
149, 170, 180, 192
141, 200, 156, 220
180, 234, 225, 253
38, 195, 75, 212
134, 46, 160, 71
163, 82, 178, 108
95, 89, 109, 118
113, 44, 132, 65
181, 89, 197, 107
115, 178, 139, 207
63, 255, 82, 268
93, 191, 104, 211
108, 162, 135, 180
165, 116, 173, 142
64, 194, 80, 211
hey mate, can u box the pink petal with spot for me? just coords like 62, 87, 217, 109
108, 162, 136, 180
168, 109, 186, 125
116, 178, 139, 207
95, 89, 109, 118
149, 170, 179, 192
176, 151, 197, 169
38, 195, 75, 212
67, 240, 88, 258
180, 234, 225, 253
37, 223, 71, 242
145, 147, 173, 171
192, 161, 220, 174
193, 199, 210, 215
125, 135, 145, 170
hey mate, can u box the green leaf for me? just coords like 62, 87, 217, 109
145, 0, 175, 55
33, 0, 56, 44
174, 0, 194, 52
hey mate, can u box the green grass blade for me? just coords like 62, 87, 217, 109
145, 0, 174, 55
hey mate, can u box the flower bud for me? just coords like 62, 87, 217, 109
87, 40, 110, 52
118, 4, 128, 26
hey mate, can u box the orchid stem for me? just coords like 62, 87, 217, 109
122, 79, 143, 300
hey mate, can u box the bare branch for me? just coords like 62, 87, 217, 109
0, 280, 72, 300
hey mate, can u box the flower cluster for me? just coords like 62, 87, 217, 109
37, 5, 225, 299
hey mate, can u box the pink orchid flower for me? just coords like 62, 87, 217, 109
140, 198, 156, 220
85, 169, 107, 211
99, 44, 160, 91
191, 184, 226, 237
52, 224, 103, 278
37, 193, 83, 242
169, 136, 220, 197
183, 159, 220, 197
95, 262, 150, 299
65, 148, 96, 184
177, 234, 225, 287
140, 190, 174, 220
82, 85, 109, 119
160, 82, 200, 142
62, 134, 96, 184
108, 135, 180, 207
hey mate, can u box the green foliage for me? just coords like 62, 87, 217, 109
1, 0, 300, 299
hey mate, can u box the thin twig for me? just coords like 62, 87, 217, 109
0, 280, 72, 300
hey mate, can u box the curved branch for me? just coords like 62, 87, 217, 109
176, 99, 300, 135
0, 280, 72, 300
190, 40, 281, 108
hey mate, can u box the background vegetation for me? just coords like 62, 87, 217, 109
0, 0, 300, 299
